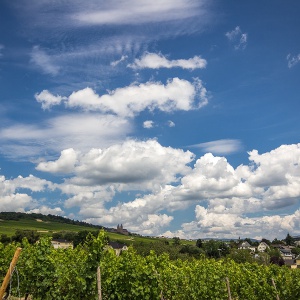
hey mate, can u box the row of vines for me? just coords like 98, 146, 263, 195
1, 231, 300, 299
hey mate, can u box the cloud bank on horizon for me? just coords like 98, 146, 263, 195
0, 0, 300, 240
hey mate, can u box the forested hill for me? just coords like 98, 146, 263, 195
0, 211, 104, 230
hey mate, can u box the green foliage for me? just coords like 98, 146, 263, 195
196, 238, 203, 248
227, 249, 256, 264
2, 231, 300, 299
12, 229, 40, 244
285, 233, 295, 246
172, 237, 180, 246
202, 240, 230, 258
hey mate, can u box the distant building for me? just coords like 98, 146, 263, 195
238, 241, 256, 253
117, 224, 129, 235
292, 235, 300, 246
279, 246, 294, 260
257, 242, 269, 252
51, 239, 73, 249
106, 241, 128, 256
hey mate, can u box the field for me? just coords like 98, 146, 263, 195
0, 217, 195, 246
0, 218, 98, 236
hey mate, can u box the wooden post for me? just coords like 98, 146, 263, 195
225, 277, 232, 300
97, 266, 102, 300
0, 247, 22, 299
271, 278, 280, 300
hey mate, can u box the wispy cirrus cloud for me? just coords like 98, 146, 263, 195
128, 52, 207, 70
110, 55, 128, 67
287, 53, 300, 68
0, 114, 132, 159
225, 26, 248, 50
71, 0, 204, 26
0, 44, 4, 57
190, 139, 243, 155
30, 46, 60, 75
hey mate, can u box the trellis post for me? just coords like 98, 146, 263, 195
0, 247, 22, 299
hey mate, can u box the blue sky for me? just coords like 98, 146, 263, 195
0, 0, 300, 240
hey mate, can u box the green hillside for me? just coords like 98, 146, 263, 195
0, 212, 194, 246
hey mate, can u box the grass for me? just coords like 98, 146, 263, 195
0, 219, 98, 236
0, 218, 195, 245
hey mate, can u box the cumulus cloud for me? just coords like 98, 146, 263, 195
3, 139, 300, 238
35, 90, 66, 110
36, 148, 78, 174
58, 143, 300, 237
178, 206, 300, 240
28, 206, 64, 215
225, 26, 248, 50
191, 139, 243, 155
287, 53, 300, 68
34, 78, 208, 117
30, 46, 60, 75
45, 140, 194, 191
66, 77, 208, 117
128, 52, 207, 70
0, 174, 53, 212
143, 120, 154, 128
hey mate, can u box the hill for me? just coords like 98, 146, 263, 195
0, 212, 195, 248
0, 211, 104, 236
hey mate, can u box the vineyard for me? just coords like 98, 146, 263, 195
1, 231, 300, 300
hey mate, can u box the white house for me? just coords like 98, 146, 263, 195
51, 239, 73, 249
238, 241, 256, 253
257, 242, 269, 252
106, 241, 128, 256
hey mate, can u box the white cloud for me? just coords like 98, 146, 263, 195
3, 139, 300, 238
0, 193, 33, 212
35, 90, 66, 110
72, 0, 202, 26
52, 140, 194, 191
168, 120, 175, 127
30, 46, 60, 75
225, 26, 248, 50
0, 114, 132, 159
143, 120, 154, 128
28, 206, 64, 215
34, 78, 208, 117
128, 52, 207, 70
0, 174, 53, 212
0, 44, 4, 57
192, 139, 243, 155
178, 206, 300, 240
287, 53, 300, 68
66, 78, 208, 117
110, 55, 128, 67
36, 148, 78, 174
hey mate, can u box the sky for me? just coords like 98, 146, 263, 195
0, 0, 300, 241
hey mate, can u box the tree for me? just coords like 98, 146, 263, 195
270, 255, 285, 266
227, 249, 255, 264
284, 233, 295, 246
12, 230, 40, 244
172, 237, 181, 246
196, 238, 203, 248
203, 240, 229, 258
261, 238, 271, 246
271, 238, 283, 245
0, 234, 11, 244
